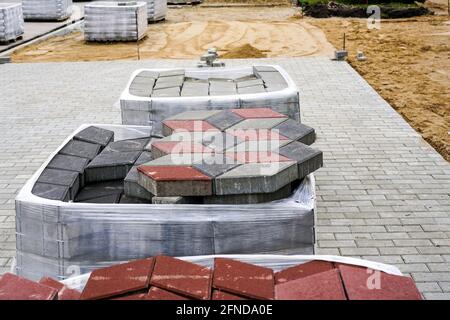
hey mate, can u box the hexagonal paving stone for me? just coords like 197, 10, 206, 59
226, 151, 293, 164
278, 141, 323, 179
273, 119, 315, 145
200, 132, 242, 152
162, 120, 219, 136
151, 141, 214, 159
226, 129, 290, 142
205, 110, 244, 131
166, 110, 221, 121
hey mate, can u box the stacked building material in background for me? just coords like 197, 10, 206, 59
84, 2, 148, 42
0, 3, 24, 43
22, 0, 72, 21
144, 0, 167, 22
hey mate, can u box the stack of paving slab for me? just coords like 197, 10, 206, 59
84, 1, 148, 42
144, 0, 167, 22
167, 0, 202, 4
120, 65, 300, 134
22, 0, 72, 21
0, 3, 24, 43
15, 123, 317, 280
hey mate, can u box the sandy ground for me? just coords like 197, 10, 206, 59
309, 16, 450, 161
11, 7, 335, 62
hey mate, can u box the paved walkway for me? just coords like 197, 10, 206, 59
0, 58, 449, 299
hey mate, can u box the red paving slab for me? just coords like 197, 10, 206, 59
150, 256, 212, 300
80, 258, 155, 300
227, 129, 290, 141
275, 269, 346, 300
231, 108, 287, 119
152, 141, 214, 157
138, 165, 212, 181
213, 258, 274, 300
0, 273, 57, 300
112, 293, 147, 300
212, 290, 247, 300
163, 120, 219, 134
39, 277, 81, 300
227, 151, 293, 163
338, 265, 422, 300
275, 260, 335, 284
147, 286, 189, 300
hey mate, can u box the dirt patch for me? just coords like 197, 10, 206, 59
309, 16, 450, 161
221, 43, 267, 58
11, 7, 335, 62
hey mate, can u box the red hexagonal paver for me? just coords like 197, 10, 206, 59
150, 256, 212, 300
213, 258, 274, 300
227, 129, 290, 141
152, 141, 213, 157
212, 290, 247, 300
231, 108, 287, 119
275, 269, 346, 300
80, 258, 155, 300
39, 277, 81, 300
338, 265, 422, 300
138, 165, 212, 181
226, 151, 293, 163
274, 260, 335, 284
0, 273, 58, 300
163, 120, 219, 135
147, 286, 189, 300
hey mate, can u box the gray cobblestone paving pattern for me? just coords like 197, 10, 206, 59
0, 57, 449, 299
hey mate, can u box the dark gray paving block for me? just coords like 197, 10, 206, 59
123, 166, 153, 200
136, 70, 159, 78
203, 183, 291, 204
200, 132, 242, 152
236, 78, 264, 88
85, 150, 141, 182
74, 126, 114, 147
104, 138, 150, 153
37, 168, 80, 200
119, 194, 151, 204
278, 141, 323, 179
151, 87, 181, 97
158, 69, 185, 77
205, 110, 244, 131
237, 85, 266, 94
75, 180, 124, 202
273, 119, 316, 145
59, 140, 101, 160
134, 151, 153, 166
47, 154, 89, 174
32, 182, 70, 202
253, 66, 278, 73
193, 154, 242, 179
82, 193, 122, 204
214, 161, 298, 195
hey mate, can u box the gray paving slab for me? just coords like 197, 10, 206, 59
59, 139, 101, 160
85, 149, 141, 182
1, 57, 450, 299
31, 182, 69, 202
75, 180, 124, 202
278, 141, 323, 179
205, 110, 244, 131
123, 166, 153, 200
274, 119, 316, 145
104, 138, 150, 152
36, 168, 79, 200
74, 126, 114, 147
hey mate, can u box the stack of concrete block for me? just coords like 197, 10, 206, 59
22, 0, 72, 21
84, 1, 148, 42
133, 108, 322, 205
120, 66, 300, 132
144, 0, 167, 22
0, 3, 24, 43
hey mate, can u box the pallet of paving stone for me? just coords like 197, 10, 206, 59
84, 2, 148, 42
14, 124, 316, 280
53, 254, 419, 300
144, 0, 167, 22
0, 3, 24, 43
22, 0, 72, 21
120, 65, 300, 135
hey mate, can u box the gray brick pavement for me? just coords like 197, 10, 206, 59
0, 57, 449, 299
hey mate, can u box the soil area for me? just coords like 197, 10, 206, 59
11, 7, 335, 62
309, 16, 449, 161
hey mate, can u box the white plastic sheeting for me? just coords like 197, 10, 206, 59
120, 65, 300, 136
0, 3, 24, 43
22, 0, 72, 21
60, 254, 403, 292
15, 124, 316, 281
84, 2, 148, 42
145, 0, 166, 22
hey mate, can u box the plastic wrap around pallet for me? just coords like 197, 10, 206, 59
120, 65, 300, 136
0, 3, 24, 43
59, 254, 403, 291
22, 0, 72, 21
145, 0, 167, 22
84, 2, 148, 42
15, 124, 316, 281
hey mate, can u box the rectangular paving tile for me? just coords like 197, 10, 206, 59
0, 273, 57, 300
59, 140, 101, 160
231, 108, 288, 119
162, 120, 219, 136
147, 286, 189, 300
124, 166, 154, 201
85, 150, 141, 183
151, 87, 180, 97
150, 256, 212, 300
212, 290, 247, 300
104, 138, 150, 152
278, 141, 323, 179
273, 119, 316, 145
39, 277, 81, 300
75, 180, 124, 202
213, 258, 274, 300
203, 183, 291, 204
237, 86, 267, 94
32, 182, 70, 201
274, 260, 335, 284
36, 168, 80, 200
73, 126, 114, 147
227, 118, 288, 130
47, 154, 89, 186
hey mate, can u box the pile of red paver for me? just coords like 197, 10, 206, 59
0, 256, 422, 300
